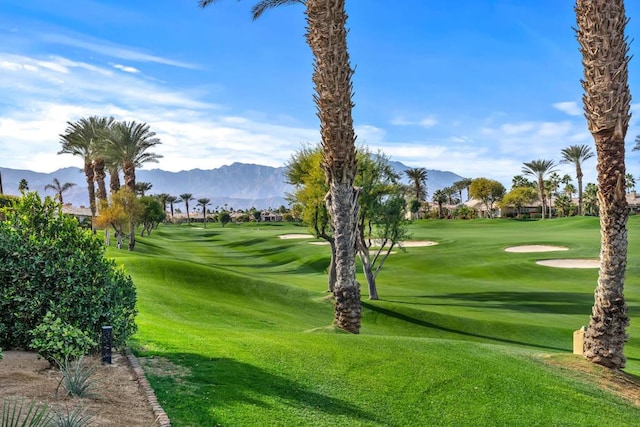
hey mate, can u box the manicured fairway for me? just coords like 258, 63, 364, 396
108, 216, 640, 426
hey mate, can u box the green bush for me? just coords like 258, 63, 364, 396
0, 192, 137, 352
30, 312, 97, 366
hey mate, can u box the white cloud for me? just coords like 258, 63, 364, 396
113, 63, 140, 74
42, 33, 198, 69
390, 115, 438, 128
553, 101, 582, 116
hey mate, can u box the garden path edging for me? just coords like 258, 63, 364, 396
125, 349, 172, 427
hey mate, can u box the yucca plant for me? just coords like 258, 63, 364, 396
56, 358, 99, 399
51, 406, 94, 427
1, 398, 53, 427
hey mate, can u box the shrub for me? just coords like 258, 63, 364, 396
0, 193, 137, 352
30, 313, 96, 367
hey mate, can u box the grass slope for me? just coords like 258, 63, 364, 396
109, 217, 640, 426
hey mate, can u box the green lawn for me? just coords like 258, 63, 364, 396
108, 216, 640, 426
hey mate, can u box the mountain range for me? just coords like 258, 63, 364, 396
0, 162, 464, 210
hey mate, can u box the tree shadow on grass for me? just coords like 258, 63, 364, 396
409, 291, 595, 315
146, 352, 376, 426
362, 302, 566, 352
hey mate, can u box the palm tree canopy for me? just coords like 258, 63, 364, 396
560, 144, 595, 168
197, 198, 211, 209
199, 0, 305, 20
404, 167, 427, 201
180, 193, 194, 202
521, 159, 558, 182
102, 121, 163, 168
59, 116, 114, 158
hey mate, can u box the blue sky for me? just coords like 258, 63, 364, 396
1, 0, 640, 189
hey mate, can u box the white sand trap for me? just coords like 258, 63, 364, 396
504, 245, 568, 253
536, 259, 600, 269
309, 241, 330, 246
279, 234, 314, 239
401, 241, 438, 247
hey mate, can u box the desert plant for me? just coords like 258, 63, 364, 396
30, 313, 97, 367
57, 357, 99, 398
0, 398, 53, 427
51, 406, 94, 427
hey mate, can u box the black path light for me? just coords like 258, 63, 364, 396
101, 325, 113, 364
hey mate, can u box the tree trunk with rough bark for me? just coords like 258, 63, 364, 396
84, 160, 96, 223
577, 168, 584, 216
123, 161, 136, 192
576, 0, 631, 369
327, 237, 337, 292
109, 169, 121, 194
94, 158, 107, 203
306, 0, 360, 333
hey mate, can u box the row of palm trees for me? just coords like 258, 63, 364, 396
521, 144, 595, 219
58, 116, 162, 250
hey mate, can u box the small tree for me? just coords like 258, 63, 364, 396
499, 186, 538, 217
139, 196, 166, 236
469, 178, 506, 218
219, 211, 231, 227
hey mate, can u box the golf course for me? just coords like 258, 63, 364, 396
104, 215, 640, 426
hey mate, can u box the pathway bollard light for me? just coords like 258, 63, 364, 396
102, 325, 113, 364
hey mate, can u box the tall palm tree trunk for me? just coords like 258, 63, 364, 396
577, 0, 631, 369
537, 179, 546, 219
93, 158, 108, 204
84, 160, 96, 222
109, 168, 121, 194
577, 169, 584, 216
306, 0, 360, 333
123, 160, 136, 192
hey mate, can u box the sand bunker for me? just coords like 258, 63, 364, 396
536, 259, 600, 269
309, 241, 330, 246
401, 241, 438, 247
504, 245, 568, 253
279, 234, 314, 239
308, 240, 438, 248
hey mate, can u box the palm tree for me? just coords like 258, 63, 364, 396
59, 116, 114, 218
18, 179, 29, 192
179, 193, 195, 224
576, 0, 631, 369
157, 193, 170, 214
201, 0, 361, 333
88, 116, 115, 204
135, 182, 153, 196
166, 195, 177, 219
44, 178, 76, 205
522, 159, 557, 219
197, 197, 211, 227
59, 121, 97, 221
564, 183, 576, 201
102, 121, 162, 192
624, 173, 635, 194
453, 177, 472, 201
560, 144, 595, 215
404, 167, 427, 202
100, 120, 163, 250
432, 190, 448, 219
